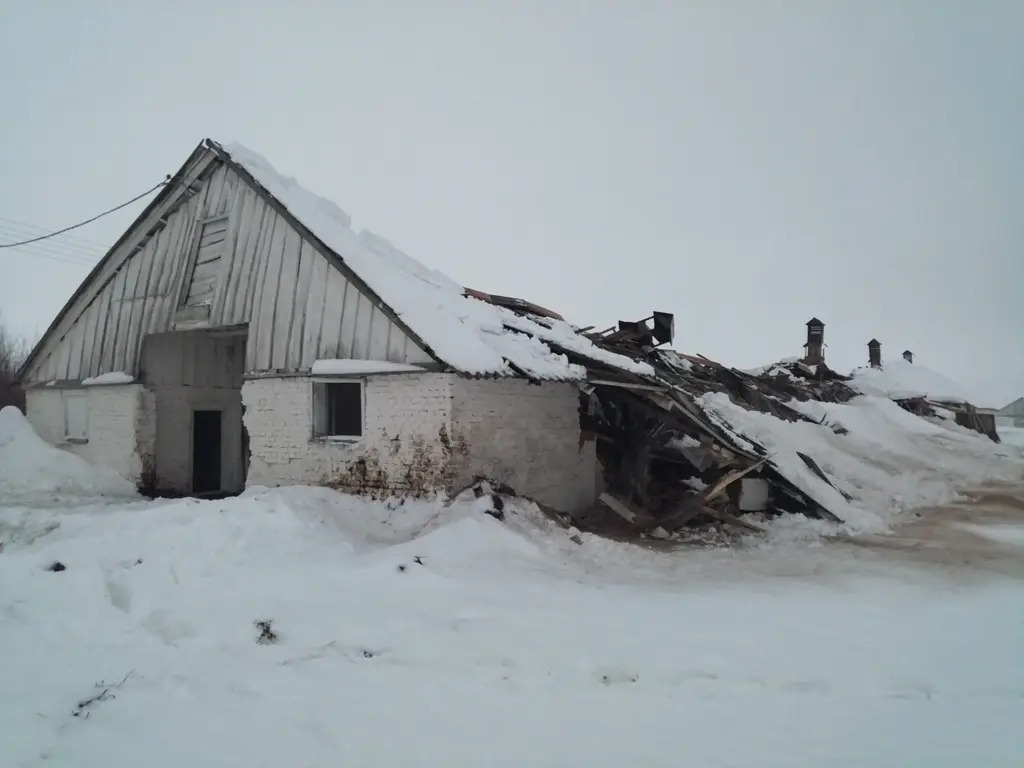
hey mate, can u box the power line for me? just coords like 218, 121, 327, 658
3, 241, 102, 268
0, 231, 105, 266
0, 216, 111, 251
0, 176, 170, 249
5, 246, 98, 269
0, 227, 105, 261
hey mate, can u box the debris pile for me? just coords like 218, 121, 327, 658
487, 308, 852, 536
468, 293, 999, 540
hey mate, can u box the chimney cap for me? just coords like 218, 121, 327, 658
868, 338, 881, 347
806, 317, 824, 327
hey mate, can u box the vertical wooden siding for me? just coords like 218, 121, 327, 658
25, 164, 434, 383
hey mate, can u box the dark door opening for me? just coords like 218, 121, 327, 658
192, 409, 222, 495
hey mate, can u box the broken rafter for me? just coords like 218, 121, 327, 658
588, 378, 667, 392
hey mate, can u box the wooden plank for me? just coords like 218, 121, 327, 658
201, 166, 227, 218
240, 197, 272, 320
78, 302, 98, 381
351, 290, 372, 359
199, 232, 226, 250
91, 288, 115, 378
110, 267, 134, 373
253, 212, 286, 371
338, 278, 361, 358
288, 240, 316, 369
243, 206, 277, 371
300, 246, 329, 369
367, 306, 391, 361
270, 226, 302, 370
195, 245, 223, 265
222, 183, 260, 323
55, 327, 72, 380
598, 492, 636, 522
704, 456, 772, 503
319, 267, 348, 359
120, 248, 147, 374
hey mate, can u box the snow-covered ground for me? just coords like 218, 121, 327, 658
2, 406, 1024, 767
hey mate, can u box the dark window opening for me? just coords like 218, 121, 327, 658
313, 381, 363, 439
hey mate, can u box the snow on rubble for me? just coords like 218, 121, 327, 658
849, 358, 984, 405
697, 391, 1023, 536
0, 406, 136, 502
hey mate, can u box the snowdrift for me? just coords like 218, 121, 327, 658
0, 406, 136, 502
2, 478, 1024, 766
698, 392, 1022, 535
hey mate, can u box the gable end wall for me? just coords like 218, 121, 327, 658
22, 162, 433, 385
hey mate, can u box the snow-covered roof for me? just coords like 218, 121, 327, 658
214, 141, 653, 382
848, 359, 981, 406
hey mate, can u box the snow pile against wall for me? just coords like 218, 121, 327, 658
849, 359, 981, 405
0, 406, 136, 501
217, 141, 651, 381
25, 386, 152, 488
698, 393, 1022, 534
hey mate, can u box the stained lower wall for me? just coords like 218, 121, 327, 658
450, 378, 598, 514
242, 373, 457, 494
25, 384, 152, 486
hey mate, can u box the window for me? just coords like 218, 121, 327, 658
181, 216, 229, 308
63, 391, 88, 443
312, 381, 363, 439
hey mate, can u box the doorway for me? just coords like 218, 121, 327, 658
192, 409, 223, 494
142, 328, 247, 496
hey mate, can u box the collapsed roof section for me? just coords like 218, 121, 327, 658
459, 298, 863, 533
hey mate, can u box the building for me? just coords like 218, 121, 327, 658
15, 139, 653, 513
996, 397, 1024, 428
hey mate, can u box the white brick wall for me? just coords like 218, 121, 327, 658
25, 384, 150, 486
22, 373, 598, 512
450, 378, 598, 514
242, 373, 456, 494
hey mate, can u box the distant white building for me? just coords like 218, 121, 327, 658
996, 397, 1024, 428
15, 139, 652, 512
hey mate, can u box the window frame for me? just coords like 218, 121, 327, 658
311, 379, 365, 442
177, 214, 230, 311
63, 390, 89, 444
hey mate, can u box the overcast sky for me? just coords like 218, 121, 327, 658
1, 1, 1020, 405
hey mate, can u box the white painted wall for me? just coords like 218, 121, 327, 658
23, 371, 597, 511
243, 373, 456, 494
450, 378, 598, 514
25, 384, 151, 486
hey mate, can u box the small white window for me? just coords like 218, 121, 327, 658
63, 391, 88, 443
312, 381, 363, 440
